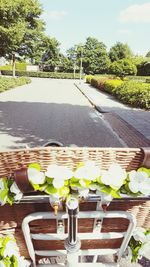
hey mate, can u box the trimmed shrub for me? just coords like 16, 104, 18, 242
116, 81, 150, 109
85, 75, 94, 83
104, 79, 123, 94
15, 62, 27, 71
1, 70, 80, 79
0, 77, 31, 93
87, 75, 150, 109
91, 77, 109, 91
0, 65, 12, 71
0, 63, 27, 71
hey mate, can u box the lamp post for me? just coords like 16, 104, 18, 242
79, 45, 84, 84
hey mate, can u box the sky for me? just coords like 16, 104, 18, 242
39, 0, 150, 56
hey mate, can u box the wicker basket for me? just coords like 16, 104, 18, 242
0, 146, 150, 259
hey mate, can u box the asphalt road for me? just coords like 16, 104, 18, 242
0, 78, 124, 150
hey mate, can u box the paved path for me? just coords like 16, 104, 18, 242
75, 81, 150, 146
0, 78, 125, 150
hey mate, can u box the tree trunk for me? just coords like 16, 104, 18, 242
12, 53, 16, 78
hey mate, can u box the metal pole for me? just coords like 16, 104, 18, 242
73, 62, 76, 80
64, 197, 81, 267
79, 49, 83, 84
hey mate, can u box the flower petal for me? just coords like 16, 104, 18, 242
53, 179, 64, 189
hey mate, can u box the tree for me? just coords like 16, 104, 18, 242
81, 37, 110, 74
41, 37, 61, 72
137, 62, 150, 76
0, 0, 45, 76
109, 42, 133, 62
109, 59, 137, 77
146, 51, 150, 57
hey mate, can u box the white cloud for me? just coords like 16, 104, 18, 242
42, 10, 67, 21
119, 3, 150, 22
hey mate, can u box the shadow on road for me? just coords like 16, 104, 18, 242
0, 101, 124, 149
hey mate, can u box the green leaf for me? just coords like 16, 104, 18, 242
70, 181, 81, 187
70, 177, 80, 183
0, 189, 8, 201
98, 185, 120, 198
79, 179, 91, 187
96, 176, 103, 184
75, 162, 84, 169
137, 167, 150, 177
7, 178, 14, 189
28, 163, 41, 171
46, 177, 53, 184
45, 185, 57, 195
10, 255, 18, 267
58, 186, 70, 197
31, 183, 40, 191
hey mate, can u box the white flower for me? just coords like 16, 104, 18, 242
0, 179, 5, 191
133, 227, 146, 243
101, 163, 126, 189
146, 233, 150, 242
27, 168, 45, 185
46, 165, 73, 189
129, 170, 150, 196
74, 161, 101, 181
0, 179, 7, 205
78, 188, 89, 198
138, 242, 150, 257
10, 182, 23, 201
3, 240, 19, 257
17, 257, 31, 267
89, 183, 98, 191
0, 261, 5, 267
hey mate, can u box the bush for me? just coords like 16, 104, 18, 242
87, 75, 150, 109
0, 62, 27, 71
85, 75, 94, 83
116, 81, 150, 109
15, 62, 27, 71
109, 59, 137, 77
1, 70, 80, 79
0, 65, 12, 71
0, 77, 31, 93
137, 62, 150, 76
104, 79, 123, 94
91, 77, 110, 91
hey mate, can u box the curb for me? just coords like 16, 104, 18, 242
75, 82, 150, 148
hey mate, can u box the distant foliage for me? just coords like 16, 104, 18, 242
146, 51, 150, 57
109, 42, 133, 62
82, 37, 111, 74
137, 62, 150, 76
1, 70, 80, 79
109, 59, 137, 77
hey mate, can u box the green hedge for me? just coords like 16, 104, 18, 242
85, 75, 94, 84
114, 81, 150, 109
104, 79, 123, 94
0, 77, 31, 93
87, 76, 150, 109
127, 76, 150, 82
0, 63, 27, 71
1, 70, 80, 79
